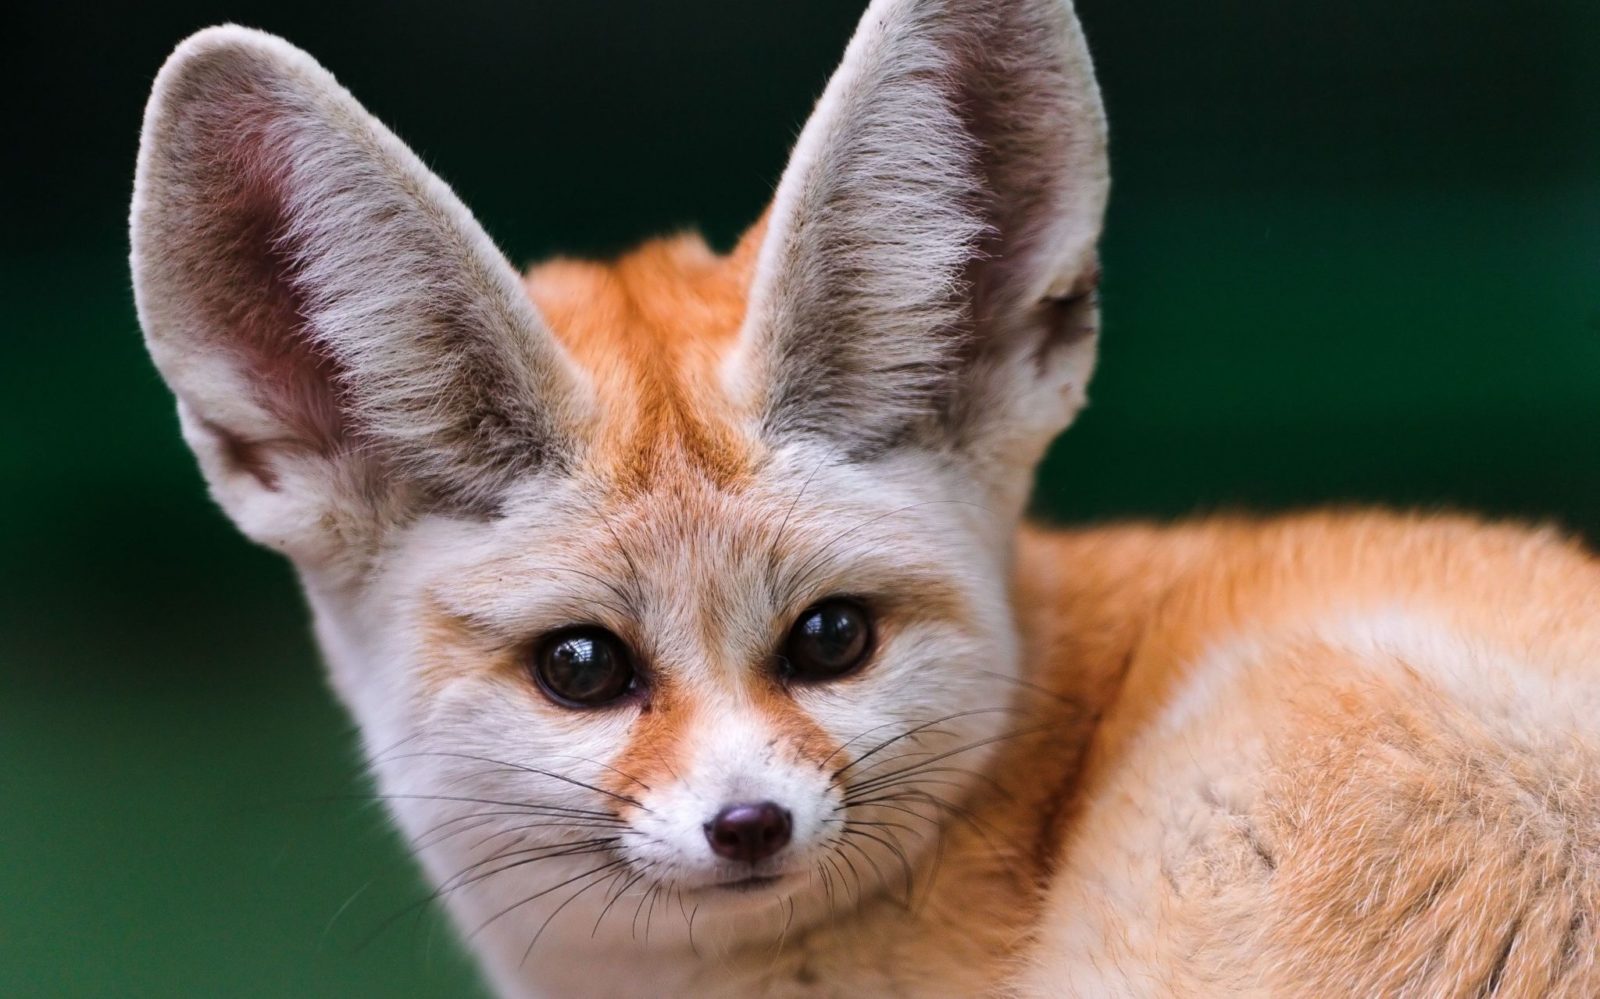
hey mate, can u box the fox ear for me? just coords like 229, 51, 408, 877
732, 0, 1108, 506
132, 27, 591, 566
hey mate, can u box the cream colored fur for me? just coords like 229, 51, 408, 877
131, 2, 1598, 996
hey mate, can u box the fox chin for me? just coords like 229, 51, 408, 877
131, 1, 1600, 996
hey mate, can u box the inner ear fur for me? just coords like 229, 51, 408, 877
132, 26, 593, 524
733, 0, 1109, 465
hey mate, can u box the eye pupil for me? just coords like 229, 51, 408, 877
534, 627, 634, 707
784, 600, 872, 680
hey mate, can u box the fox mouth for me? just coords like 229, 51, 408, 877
721, 875, 782, 890
707, 872, 795, 893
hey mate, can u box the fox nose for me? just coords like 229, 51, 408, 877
705, 801, 792, 863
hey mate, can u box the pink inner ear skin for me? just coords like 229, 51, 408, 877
208, 101, 351, 464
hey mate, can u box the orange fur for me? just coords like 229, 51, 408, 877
524, 222, 767, 493
134, 21, 1598, 995
516, 220, 1600, 991
1009, 512, 1600, 995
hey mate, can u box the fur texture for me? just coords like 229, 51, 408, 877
131, 1, 1598, 996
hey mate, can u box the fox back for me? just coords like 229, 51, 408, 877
131, 1, 1600, 996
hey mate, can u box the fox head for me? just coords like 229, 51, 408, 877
131, 0, 1107, 981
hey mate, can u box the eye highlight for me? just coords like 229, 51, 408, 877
531, 627, 636, 707
781, 599, 874, 681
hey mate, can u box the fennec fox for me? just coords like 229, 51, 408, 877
131, 1, 1599, 995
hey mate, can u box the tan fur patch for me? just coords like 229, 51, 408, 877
525, 219, 768, 493
751, 682, 844, 772
1014, 511, 1600, 996
415, 598, 510, 698
1261, 656, 1600, 995
605, 675, 697, 810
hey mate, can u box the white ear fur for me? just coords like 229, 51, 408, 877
731, 0, 1109, 503
131, 26, 593, 566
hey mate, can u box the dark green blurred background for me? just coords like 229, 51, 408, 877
4, 1, 1598, 995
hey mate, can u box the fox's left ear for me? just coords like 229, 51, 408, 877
731, 0, 1108, 509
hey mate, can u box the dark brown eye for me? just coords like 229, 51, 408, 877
781, 599, 873, 681
532, 627, 635, 707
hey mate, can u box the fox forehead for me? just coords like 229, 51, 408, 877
524, 221, 770, 494
408, 448, 983, 671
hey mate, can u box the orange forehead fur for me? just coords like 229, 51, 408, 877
523, 216, 769, 493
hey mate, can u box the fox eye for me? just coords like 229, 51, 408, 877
782, 599, 873, 681
532, 627, 636, 707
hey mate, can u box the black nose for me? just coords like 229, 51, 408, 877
704, 801, 793, 863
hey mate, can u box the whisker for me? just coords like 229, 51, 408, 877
842, 826, 915, 900
520, 863, 626, 966
348, 792, 626, 822
818, 716, 915, 772
379, 751, 649, 811
539, 754, 654, 793
837, 835, 899, 907
638, 881, 661, 946
457, 818, 629, 854
832, 846, 866, 905
843, 722, 1055, 798
975, 668, 1087, 710
471, 857, 631, 940
767, 444, 840, 576
824, 853, 857, 907
834, 706, 1020, 784
584, 496, 647, 613
824, 816, 920, 839
444, 844, 623, 901
413, 810, 625, 853
439, 838, 622, 893
815, 859, 837, 918
775, 892, 797, 954
862, 788, 1030, 883
631, 878, 658, 941
357, 838, 616, 953
593, 866, 652, 937
847, 764, 1011, 802
916, 811, 949, 915
686, 899, 702, 959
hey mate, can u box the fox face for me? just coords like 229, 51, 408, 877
393, 412, 1019, 914
131, 0, 1107, 984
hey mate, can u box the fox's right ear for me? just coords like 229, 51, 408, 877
131, 26, 592, 569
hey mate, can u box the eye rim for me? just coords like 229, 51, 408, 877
779, 597, 876, 683
529, 625, 640, 709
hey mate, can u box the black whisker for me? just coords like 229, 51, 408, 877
847, 764, 1011, 802
842, 826, 916, 900
439, 837, 621, 893
842, 723, 1055, 798
520, 862, 626, 966
347, 792, 626, 822
832, 846, 865, 905
834, 706, 1021, 785
837, 834, 900, 908
593, 866, 652, 938
470, 857, 631, 940
378, 751, 650, 811
768, 444, 839, 576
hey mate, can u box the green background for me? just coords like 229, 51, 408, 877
5, 1, 1598, 995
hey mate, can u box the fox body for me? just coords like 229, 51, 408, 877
130, 1, 1600, 995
